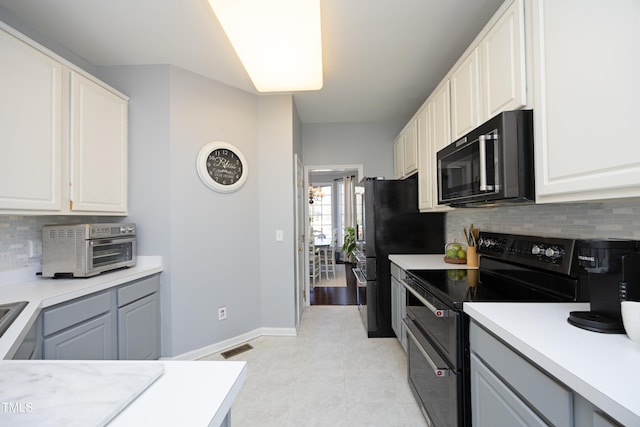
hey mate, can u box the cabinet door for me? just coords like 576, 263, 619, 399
450, 48, 480, 141
391, 276, 399, 336
393, 134, 404, 179
533, 0, 640, 202
403, 119, 418, 175
480, 0, 526, 121
471, 353, 548, 427
417, 106, 434, 210
118, 293, 160, 360
0, 28, 63, 211
43, 312, 115, 360
70, 72, 128, 213
428, 83, 453, 211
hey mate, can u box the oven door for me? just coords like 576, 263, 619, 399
404, 280, 459, 365
404, 317, 459, 427
88, 237, 136, 275
437, 131, 500, 205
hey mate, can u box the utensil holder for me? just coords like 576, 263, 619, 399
466, 246, 478, 267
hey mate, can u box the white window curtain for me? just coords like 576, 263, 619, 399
343, 175, 356, 240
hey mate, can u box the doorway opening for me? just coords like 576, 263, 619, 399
304, 164, 363, 306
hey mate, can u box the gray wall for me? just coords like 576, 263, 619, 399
96, 64, 298, 357
301, 121, 402, 178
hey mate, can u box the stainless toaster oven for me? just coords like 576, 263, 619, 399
42, 223, 136, 278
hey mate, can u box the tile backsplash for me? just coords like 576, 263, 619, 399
2, 198, 640, 274
445, 198, 640, 247
0, 215, 103, 272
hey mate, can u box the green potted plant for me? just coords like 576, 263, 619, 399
341, 226, 357, 264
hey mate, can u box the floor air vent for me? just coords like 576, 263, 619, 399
221, 343, 253, 359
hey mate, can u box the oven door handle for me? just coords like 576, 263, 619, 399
352, 268, 367, 287
402, 281, 449, 318
403, 319, 450, 378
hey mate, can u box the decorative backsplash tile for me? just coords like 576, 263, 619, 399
445, 198, 640, 248
0, 216, 101, 272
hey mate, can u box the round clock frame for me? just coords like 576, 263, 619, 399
196, 141, 248, 193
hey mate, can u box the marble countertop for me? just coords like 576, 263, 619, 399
0, 256, 163, 359
464, 302, 640, 427
0, 360, 247, 427
389, 254, 478, 270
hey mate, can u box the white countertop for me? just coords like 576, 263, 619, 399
389, 254, 478, 270
464, 302, 640, 427
0, 256, 163, 359
0, 360, 247, 427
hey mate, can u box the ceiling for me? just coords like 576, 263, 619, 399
0, 0, 504, 126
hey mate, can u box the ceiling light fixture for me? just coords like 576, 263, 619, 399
208, 0, 323, 93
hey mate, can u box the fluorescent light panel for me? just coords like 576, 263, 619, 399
209, 0, 323, 92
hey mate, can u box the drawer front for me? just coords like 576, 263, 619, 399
117, 274, 160, 307
43, 291, 112, 336
470, 322, 573, 427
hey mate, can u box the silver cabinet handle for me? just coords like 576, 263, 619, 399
402, 281, 449, 318
403, 318, 450, 377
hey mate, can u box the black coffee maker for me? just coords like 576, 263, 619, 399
568, 239, 640, 333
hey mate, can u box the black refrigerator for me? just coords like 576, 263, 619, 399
354, 175, 445, 338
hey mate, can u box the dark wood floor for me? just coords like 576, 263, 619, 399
310, 263, 358, 305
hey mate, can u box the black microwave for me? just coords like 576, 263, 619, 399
437, 109, 534, 207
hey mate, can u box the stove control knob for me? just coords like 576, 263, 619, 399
531, 245, 542, 255
545, 247, 561, 258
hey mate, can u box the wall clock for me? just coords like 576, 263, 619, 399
196, 141, 248, 193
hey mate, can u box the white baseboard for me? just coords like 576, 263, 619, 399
168, 326, 298, 361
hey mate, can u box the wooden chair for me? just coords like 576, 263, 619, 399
319, 229, 337, 280
309, 240, 320, 286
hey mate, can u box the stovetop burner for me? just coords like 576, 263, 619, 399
406, 232, 589, 309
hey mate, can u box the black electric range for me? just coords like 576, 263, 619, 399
402, 232, 589, 427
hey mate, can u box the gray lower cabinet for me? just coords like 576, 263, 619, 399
117, 275, 160, 360
12, 315, 42, 360
390, 262, 407, 352
43, 290, 115, 360
470, 320, 623, 427
44, 312, 115, 359
38, 273, 160, 360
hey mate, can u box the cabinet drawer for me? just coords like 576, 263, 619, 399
43, 291, 111, 336
470, 322, 573, 426
117, 275, 159, 307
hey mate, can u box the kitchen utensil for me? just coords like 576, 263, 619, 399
621, 301, 640, 344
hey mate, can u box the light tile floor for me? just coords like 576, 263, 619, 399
200, 305, 429, 427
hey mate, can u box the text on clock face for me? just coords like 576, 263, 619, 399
206, 151, 243, 184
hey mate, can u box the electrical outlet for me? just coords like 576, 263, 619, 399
218, 306, 227, 320
28, 240, 43, 258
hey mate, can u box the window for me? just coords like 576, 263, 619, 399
309, 185, 332, 239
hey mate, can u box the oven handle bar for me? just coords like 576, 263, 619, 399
402, 281, 449, 318
403, 319, 450, 378
352, 268, 367, 287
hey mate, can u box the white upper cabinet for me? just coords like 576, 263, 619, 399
393, 134, 404, 179
0, 23, 129, 215
403, 119, 418, 175
450, 48, 481, 141
531, 0, 640, 203
393, 119, 418, 179
419, 82, 453, 212
70, 72, 128, 213
0, 28, 63, 211
480, 0, 527, 122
